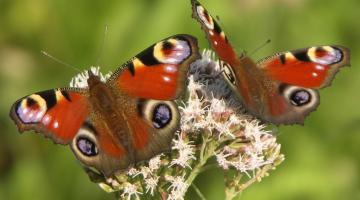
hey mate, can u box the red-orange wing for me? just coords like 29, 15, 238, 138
109, 34, 199, 100
10, 89, 89, 144
128, 99, 180, 162
258, 46, 350, 89
191, 0, 240, 67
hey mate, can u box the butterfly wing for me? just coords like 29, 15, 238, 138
69, 35, 198, 176
191, 0, 242, 67
257, 46, 350, 88
191, 0, 350, 125
219, 53, 324, 125
10, 88, 89, 144
212, 47, 350, 125
191, 0, 259, 115
69, 116, 129, 177
68, 97, 180, 177
251, 82, 321, 125
127, 99, 180, 164
109, 34, 199, 159
250, 46, 350, 124
108, 34, 200, 100
109, 35, 195, 168
10, 35, 199, 176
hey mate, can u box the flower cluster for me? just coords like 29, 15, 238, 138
69, 66, 112, 88
70, 50, 284, 200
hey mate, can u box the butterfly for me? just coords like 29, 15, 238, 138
191, 0, 350, 125
9, 34, 200, 176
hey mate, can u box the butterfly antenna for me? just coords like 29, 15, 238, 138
96, 24, 109, 66
245, 39, 271, 58
41, 50, 82, 73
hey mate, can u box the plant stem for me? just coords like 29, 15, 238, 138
224, 164, 275, 200
185, 136, 219, 194
192, 184, 207, 200
239, 164, 273, 191
224, 171, 243, 200
225, 187, 242, 200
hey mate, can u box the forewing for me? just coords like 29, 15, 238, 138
10, 88, 89, 144
191, 0, 240, 66
257, 46, 350, 89
108, 34, 199, 100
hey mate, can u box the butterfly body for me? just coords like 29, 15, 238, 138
191, 0, 350, 125
10, 34, 200, 176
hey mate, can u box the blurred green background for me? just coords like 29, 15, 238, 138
0, 0, 359, 199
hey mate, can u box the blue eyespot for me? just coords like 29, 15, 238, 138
290, 90, 311, 106
76, 137, 98, 157
152, 104, 172, 129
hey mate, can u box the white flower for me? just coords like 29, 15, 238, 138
231, 154, 251, 178
148, 154, 162, 171
170, 147, 196, 169
121, 183, 142, 200
208, 98, 227, 116
69, 66, 112, 88
245, 151, 266, 171
127, 167, 139, 177
228, 115, 241, 125
172, 133, 194, 151
135, 166, 152, 179
170, 133, 196, 168
167, 175, 188, 200
187, 75, 204, 94
179, 77, 207, 132
144, 175, 159, 196
215, 148, 233, 170
243, 120, 269, 140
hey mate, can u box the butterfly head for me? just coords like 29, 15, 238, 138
86, 70, 103, 87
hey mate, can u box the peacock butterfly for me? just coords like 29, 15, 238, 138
10, 34, 200, 176
191, 0, 350, 125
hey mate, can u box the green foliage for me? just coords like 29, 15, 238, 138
0, 0, 359, 199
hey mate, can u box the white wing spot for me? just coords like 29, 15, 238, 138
42, 115, 51, 125
163, 77, 171, 82
315, 65, 325, 70
53, 121, 59, 129
197, 6, 214, 29
165, 65, 177, 73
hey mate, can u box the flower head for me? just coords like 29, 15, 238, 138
166, 175, 188, 200
121, 183, 142, 200
169, 132, 196, 169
